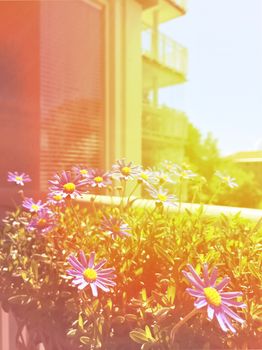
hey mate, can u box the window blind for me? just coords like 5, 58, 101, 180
40, 1, 105, 190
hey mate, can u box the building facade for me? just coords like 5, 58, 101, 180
228, 151, 262, 187
140, 0, 188, 167
0, 2, 188, 346
0, 0, 188, 215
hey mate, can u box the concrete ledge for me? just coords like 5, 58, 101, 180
76, 195, 262, 221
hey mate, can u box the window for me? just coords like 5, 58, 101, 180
40, 1, 105, 189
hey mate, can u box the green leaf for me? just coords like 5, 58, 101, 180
125, 313, 137, 322
113, 316, 125, 324
78, 313, 84, 330
80, 336, 91, 345
145, 325, 153, 339
129, 329, 149, 344
155, 307, 170, 321
8, 295, 29, 304
141, 342, 154, 350
153, 244, 174, 265
134, 267, 143, 276
167, 285, 176, 304
32, 254, 50, 262
67, 329, 77, 337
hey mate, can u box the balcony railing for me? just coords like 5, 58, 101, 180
138, 0, 187, 10
142, 103, 188, 141
170, 0, 187, 11
142, 29, 188, 77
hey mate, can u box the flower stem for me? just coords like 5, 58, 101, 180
120, 179, 127, 211
126, 182, 139, 208
170, 308, 200, 343
69, 200, 82, 231
91, 195, 97, 218
208, 182, 222, 204
178, 178, 184, 213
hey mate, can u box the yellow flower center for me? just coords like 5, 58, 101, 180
158, 175, 167, 184
15, 176, 23, 182
63, 182, 76, 194
80, 169, 88, 175
31, 204, 39, 211
53, 194, 63, 201
141, 173, 148, 180
204, 287, 222, 307
121, 167, 131, 176
37, 218, 47, 228
157, 194, 167, 202
112, 225, 120, 233
83, 268, 97, 282
94, 176, 103, 183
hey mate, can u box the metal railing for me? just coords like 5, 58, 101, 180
170, 0, 187, 11
142, 104, 188, 140
142, 29, 188, 76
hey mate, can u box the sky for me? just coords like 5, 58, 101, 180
159, 0, 262, 156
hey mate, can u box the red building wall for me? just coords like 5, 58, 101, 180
0, 1, 40, 218
0, 1, 105, 219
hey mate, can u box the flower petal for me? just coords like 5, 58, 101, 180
95, 280, 110, 292
67, 269, 82, 277
187, 265, 205, 288
94, 258, 107, 271
88, 252, 96, 268
215, 277, 230, 291
78, 281, 88, 290
97, 277, 116, 286
209, 267, 218, 286
203, 263, 210, 286
90, 283, 98, 297
97, 268, 115, 277
222, 299, 246, 308
223, 305, 245, 324
222, 314, 237, 333
68, 256, 85, 272
79, 250, 88, 267
186, 288, 204, 298
207, 305, 215, 320
220, 292, 243, 299
194, 297, 207, 309
215, 311, 228, 332
183, 271, 204, 290
72, 278, 85, 285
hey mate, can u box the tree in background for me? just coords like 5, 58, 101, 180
184, 122, 262, 208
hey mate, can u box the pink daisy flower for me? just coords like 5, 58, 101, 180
215, 171, 238, 188
153, 170, 175, 185
101, 216, 131, 239
88, 169, 112, 188
47, 192, 65, 207
27, 209, 56, 235
173, 166, 197, 180
111, 159, 141, 180
136, 169, 155, 186
183, 264, 246, 333
22, 198, 46, 213
72, 165, 90, 178
48, 170, 89, 199
7, 171, 31, 186
147, 186, 178, 207
67, 251, 116, 297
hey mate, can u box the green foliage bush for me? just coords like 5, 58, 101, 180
184, 122, 262, 208
1, 200, 261, 349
